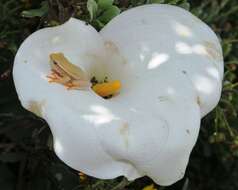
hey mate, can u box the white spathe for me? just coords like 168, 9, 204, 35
13, 4, 223, 186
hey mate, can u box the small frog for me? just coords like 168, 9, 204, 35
47, 53, 91, 89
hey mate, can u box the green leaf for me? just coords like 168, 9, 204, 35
21, 1, 48, 18
165, 0, 181, 4
98, 5, 120, 24
179, 2, 190, 10
87, 0, 98, 21
0, 152, 25, 163
98, 0, 114, 10
150, 0, 165, 4
223, 42, 232, 57
95, 19, 105, 29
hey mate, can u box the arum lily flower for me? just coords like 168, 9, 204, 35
13, 4, 223, 185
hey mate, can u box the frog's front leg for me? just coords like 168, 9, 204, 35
66, 80, 92, 90
47, 72, 71, 86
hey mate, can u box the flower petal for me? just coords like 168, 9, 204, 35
101, 4, 223, 117
91, 68, 201, 185
13, 18, 141, 179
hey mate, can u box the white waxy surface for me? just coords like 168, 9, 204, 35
13, 4, 223, 185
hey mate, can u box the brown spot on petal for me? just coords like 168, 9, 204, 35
203, 41, 222, 61
104, 41, 119, 54
119, 122, 129, 148
104, 41, 127, 65
180, 171, 185, 178
28, 100, 45, 117
141, 19, 148, 25
186, 129, 190, 134
182, 70, 187, 74
196, 96, 201, 106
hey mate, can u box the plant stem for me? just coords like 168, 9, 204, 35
111, 178, 132, 190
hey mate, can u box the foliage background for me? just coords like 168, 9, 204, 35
0, 0, 238, 189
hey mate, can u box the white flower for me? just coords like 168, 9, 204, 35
13, 4, 223, 186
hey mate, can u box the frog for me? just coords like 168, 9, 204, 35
47, 53, 91, 89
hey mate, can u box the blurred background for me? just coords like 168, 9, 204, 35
0, 0, 238, 189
